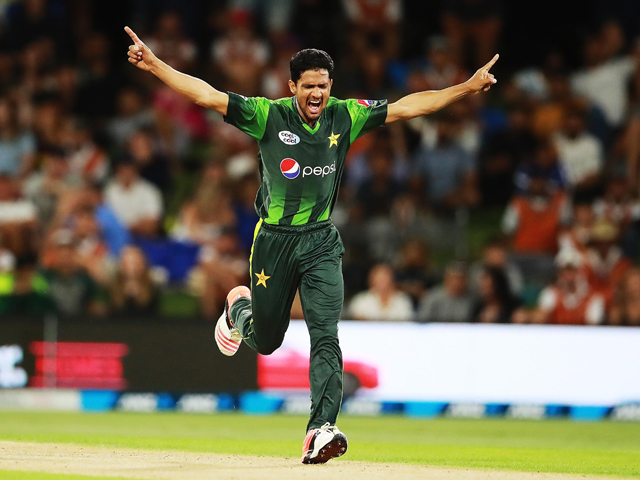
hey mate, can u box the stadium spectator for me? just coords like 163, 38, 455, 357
534, 249, 605, 325
40, 229, 104, 317
503, 174, 570, 256
571, 21, 637, 130
229, 0, 295, 39
0, 256, 54, 315
553, 103, 603, 194
110, 245, 159, 317
394, 238, 437, 310
583, 221, 630, 300
106, 86, 153, 148
262, 37, 302, 100
408, 36, 468, 93
171, 161, 236, 245
0, 97, 36, 177
342, 0, 401, 60
0, 174, 38, 258
557, 200, 594, 256
417, 261, 475, 323
349, 263, 413, 321
232, 173, 261, 254
503, 172, 571, 286
593, 175, 640, 259
408, 99, 480, 157
60, 119, 109, 185
529, 72, 573, 140
345, 128, 408, 192
71, 205, 113, 286
469, 236, 524, 296
126, 129, 171, 192
355, 148, 405, 219
82, 182, 131, 258
189, 227, 248, 319
440, 0, 503, 68
23, 146, 77, 226
104, 157, 163, 237
75, 33, 121, 119
471, 265, 520, 323
479, 104, 537, 205
211, 9, 269, 95
412, 114, 479, 213
609, 267, 640, 326
514, 139, 567, 195
144, 11, 197, 72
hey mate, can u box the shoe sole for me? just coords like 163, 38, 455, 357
301, 433, 348, 464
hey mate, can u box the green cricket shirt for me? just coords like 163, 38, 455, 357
224, 93, 388, 226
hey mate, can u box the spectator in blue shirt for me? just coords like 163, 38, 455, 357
84, 182, 131, 257
412, 114, 479, 214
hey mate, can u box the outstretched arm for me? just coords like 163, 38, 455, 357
386, 54, 499, 124
124, 26, 229, 115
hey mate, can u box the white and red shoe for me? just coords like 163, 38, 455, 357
215, 286, 250, 356
301, 422, 348, 464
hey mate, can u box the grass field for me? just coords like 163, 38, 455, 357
0, 411, 639, 479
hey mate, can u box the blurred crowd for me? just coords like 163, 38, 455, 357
0, 0, 640, 326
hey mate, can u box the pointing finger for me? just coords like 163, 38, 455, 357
483, 54, 500, 72
124, 26, 143, 47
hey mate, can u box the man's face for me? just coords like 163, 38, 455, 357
444, 271, 466, 297
289, 69, 332, 124
116, 164, 138, 186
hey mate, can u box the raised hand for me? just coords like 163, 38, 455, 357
466, 54, 499, 93
124, 26, 157, 72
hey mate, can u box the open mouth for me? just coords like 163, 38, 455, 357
308, 99, 322, 115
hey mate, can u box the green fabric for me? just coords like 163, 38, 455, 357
224, 93, 270, 141
230, 222, 345, 431
224, 93, 388, 226
346, 99, 389, 143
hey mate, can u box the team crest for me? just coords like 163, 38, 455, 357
280, 158, 300, 179
357, 99, 374, 107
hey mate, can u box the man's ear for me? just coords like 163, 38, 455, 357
289, 79, 296, 95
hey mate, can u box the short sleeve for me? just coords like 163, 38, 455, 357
346, 99, 388, 143
224, 92, 270, 141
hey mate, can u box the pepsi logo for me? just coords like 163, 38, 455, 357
357, 99, 374, 107
280, 158, 300, 179
278, 130, 300, 145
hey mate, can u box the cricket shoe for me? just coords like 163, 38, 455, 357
215, 286, 250, 356
301, 422, 348, 464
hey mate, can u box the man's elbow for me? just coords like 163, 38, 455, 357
387, 103, 414, 123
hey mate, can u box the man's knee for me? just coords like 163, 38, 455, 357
255, 337, 284, 355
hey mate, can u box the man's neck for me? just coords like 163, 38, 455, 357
294, 97, 317, 128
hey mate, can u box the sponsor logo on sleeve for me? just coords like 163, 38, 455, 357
278, 130, 301, 145
357, 99, 374, 107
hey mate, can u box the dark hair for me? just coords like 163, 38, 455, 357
482, 266, 518, 313
290, 49, 334, 84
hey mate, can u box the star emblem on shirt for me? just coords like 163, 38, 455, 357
255, 269, 271, 288
328, 132, 340, 147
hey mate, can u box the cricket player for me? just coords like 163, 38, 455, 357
125, 25, 497, 464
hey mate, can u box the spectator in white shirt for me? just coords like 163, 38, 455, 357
104, 157, 162, 237
349, 263, 413, 322
553, 104, 603, 192
571, 22, 637, 129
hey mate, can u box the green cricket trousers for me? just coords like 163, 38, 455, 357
229, 219, 346, 432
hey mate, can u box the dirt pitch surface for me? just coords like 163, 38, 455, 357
0, 441, 630, 480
